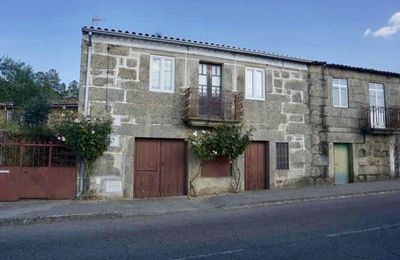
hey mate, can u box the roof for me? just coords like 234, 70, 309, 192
0, 101, 78, 109
82, 26, 400, 77
50, 100, 79, 109
82, 26, 313, 64
320, 63, 400, 77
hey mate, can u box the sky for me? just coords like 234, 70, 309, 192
1, 0, 399, 84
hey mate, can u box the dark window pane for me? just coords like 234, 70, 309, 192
276, 142, 289, 170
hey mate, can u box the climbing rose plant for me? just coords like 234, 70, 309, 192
58, 111, 113, 194
187, 124, 253, 161
187, 124, 254, 194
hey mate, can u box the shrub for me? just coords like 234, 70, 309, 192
187, 124, 253, 161
58, 111, 113, 194
187, 124, 254, 193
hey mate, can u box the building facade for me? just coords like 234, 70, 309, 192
79, 27, 400, 198
309, 64, 400, 184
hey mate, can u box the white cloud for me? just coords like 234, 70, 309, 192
365, 11, 400, 38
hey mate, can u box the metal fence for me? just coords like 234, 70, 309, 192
184, 87, 243, 122
0, 143, 76, 168
361, 106, 400, 130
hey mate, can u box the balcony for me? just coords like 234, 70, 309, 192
360, 106, 400, 134
183, 87, 243, 127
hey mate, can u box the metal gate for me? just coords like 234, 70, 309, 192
0, 143, 77, 201
334, 144, 350, 185
134, 139, 186, 198
245, 142, 268, 190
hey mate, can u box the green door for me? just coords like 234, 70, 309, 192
334, 144, 350, 184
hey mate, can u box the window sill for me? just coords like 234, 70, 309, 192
245, 97, 265, 101
149, 89, 175, 94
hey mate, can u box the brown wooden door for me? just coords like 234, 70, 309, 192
160, 140, 186, 197
134, 139, 186, 198
134, 139, 161, 198
245, 142, 268, 190
198, 63, 222, 118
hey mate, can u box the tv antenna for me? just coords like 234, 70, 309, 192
92, 16, 104, 27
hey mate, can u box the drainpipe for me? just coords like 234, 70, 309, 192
83, 31, 93, 117
77, 31, 93, 197
77, 159, 85, 197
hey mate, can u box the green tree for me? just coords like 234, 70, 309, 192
22, 93, 50, 127
0, 57, 36, 106
35, 69, 66, 99
64, 80, 79, 99
0, 57, 50, 131
0, 56, 79, 141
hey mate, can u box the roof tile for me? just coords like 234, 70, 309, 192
81, 26, 400, 76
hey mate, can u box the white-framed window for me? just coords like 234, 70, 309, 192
369, 83, 385, 108
332, 78, 348, 108
149, 55, 175, 93
369, 83, 386, 128
245, 67, 265, 100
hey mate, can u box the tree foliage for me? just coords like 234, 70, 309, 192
0, 57, 37, 106
35, 69, 66, 99
65, 80, 79, 99
0, 57, 78, 135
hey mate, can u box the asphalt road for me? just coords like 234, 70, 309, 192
1, 193, 400, 260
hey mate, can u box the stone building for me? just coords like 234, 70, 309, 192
79, 27, 400, 198
308, 64, 400, 184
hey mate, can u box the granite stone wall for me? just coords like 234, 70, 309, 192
79, 34, 313, 197
309, 64, 400, 183
238, 65, 312, 188
78, 34, 400, 198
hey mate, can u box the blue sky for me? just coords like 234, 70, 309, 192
1, 0, 399, 83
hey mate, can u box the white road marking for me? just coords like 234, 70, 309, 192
326, 223, 400, 238
172, 249, 245, 260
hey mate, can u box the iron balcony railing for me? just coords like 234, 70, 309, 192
184, 87, 243, 124
361, 106, 400, 130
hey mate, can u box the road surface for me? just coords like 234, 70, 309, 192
1, 193, 400, 259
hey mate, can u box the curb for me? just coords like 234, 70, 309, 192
1, 189, 399, 227
0, 212, 123, 227
221, 189, 400, 210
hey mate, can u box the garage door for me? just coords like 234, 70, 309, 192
245, 142, 268, 190
134, 139, 186, 198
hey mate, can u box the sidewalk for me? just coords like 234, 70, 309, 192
1, 180, 400, 226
